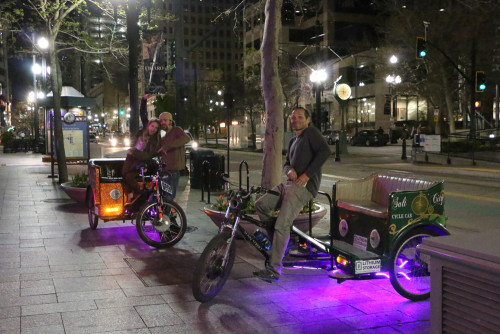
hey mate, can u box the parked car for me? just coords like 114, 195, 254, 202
350, 129, 389, 146
322, 130, 340, 145
322, 129, 351, 145
89, 133, 98, 143
184, 130, 198, 152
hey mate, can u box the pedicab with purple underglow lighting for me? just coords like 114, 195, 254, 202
86, 157, 187, 248
192, 171, 448, 302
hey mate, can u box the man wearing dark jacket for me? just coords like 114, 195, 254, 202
253, 107, 330, 282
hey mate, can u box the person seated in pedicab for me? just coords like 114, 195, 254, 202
122, 119, 162, 205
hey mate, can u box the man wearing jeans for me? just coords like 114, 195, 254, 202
158, 112, 190, 199
253, 107, 330, 282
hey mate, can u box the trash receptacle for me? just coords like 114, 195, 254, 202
189, 150, 224, 190
207, 154, 225, 190
190, 150, 213, 189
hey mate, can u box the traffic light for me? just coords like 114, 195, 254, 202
119, 109, 124, 116
416, 37, 427, 59
474, 101, 481, 108
475, 71, 486, 92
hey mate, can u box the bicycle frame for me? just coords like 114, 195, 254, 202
217, 189, 334, 270
217, 191, 271, 265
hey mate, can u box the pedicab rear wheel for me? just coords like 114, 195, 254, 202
192, 231, 235, 302
389, 228, 441, 301
86, 188, 98, 230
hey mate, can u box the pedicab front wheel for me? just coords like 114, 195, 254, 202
136, 200, 187, 248
192, 231, 236, 303
389, 228, 442, 301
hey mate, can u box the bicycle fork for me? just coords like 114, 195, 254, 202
219, 207, 240, 267
153, 178, 164, 220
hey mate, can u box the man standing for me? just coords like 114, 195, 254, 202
158, 112, 190, 198
253, 107, 330, 282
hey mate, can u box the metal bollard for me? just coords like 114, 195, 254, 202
239, 160, 249, 192
201, 160, 211, 203
335, 139, 341, 162
401, 138, 407, 160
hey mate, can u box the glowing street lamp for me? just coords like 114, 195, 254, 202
386, 74, 402, 85
27, 91, 36, 103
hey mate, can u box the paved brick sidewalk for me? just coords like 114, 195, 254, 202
1, 151, 434, 334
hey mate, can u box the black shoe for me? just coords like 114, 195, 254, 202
288, 247, 311, 257
253, 267, 280, 283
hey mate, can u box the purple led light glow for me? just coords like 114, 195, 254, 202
398, 260, 408, 268
398, 271, 411, 280
290, 266, 324, 271
375, 272, 390, 279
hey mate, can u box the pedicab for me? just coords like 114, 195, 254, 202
192, 171, 449, 302
86, 157, 187, 248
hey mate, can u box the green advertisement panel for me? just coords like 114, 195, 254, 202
388, 183, 445, 235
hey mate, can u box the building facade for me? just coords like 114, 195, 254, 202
242, 0, 395, 135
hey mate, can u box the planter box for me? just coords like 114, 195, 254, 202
60, 182, 87, 203
204, 204, 327, 234
418, 231, 500, 334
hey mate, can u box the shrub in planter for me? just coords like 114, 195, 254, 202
1, 131, 15, 152
70, 171, 89, 188
210, 193, 321, 215
205, 193, 327, 233
60, 171, 89, 203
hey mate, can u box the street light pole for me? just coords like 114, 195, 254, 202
315, 84, 321, 130
35, 37, 49, 155
117, 93, 121, 133
32, 33, 39, 151
354, 56, 358, 134
310, 69, 327, 130
386, 74, 401, 121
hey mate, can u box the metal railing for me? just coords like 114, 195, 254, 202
445, 128, 500, 165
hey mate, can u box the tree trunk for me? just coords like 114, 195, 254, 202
48, 45, 68, 183
440, 66, 456, 134
250, 108, 257, 148
127, 0, 140, 135
261, 0, 284, 189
